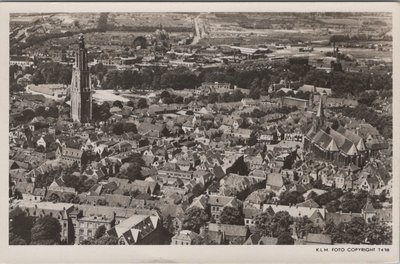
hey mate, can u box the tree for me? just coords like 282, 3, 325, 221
60, 193, 79, 203
271, 211, 294, 237
191, 184, 204, 197
36, 145, 45, 153
365, 216, 392, 245
35, 106, 46, 117
126, 100, 135, 108
325, 199, 341, 213
137, 98, 148, 109
295, 216, 321, 239
94, 225, 107, 239
219, 207, 244, 225
160, 90, 171, 99
9, 214, 34, 244
330, 217, 366, 244
118, 162, 143, 181
32, 70, 45, 85
93, 235, 119, 245
277, 232, 294, 245
247, 131, 258, 146
160, 67, 198, 90
249, 77, 261, 99
9, 235, 27, 245
92, 102, 111, 122
21, 109, 35, 122
358, 91, 377, 107
341, 191, 367, 213
31, 216, 61, 245
112, 100, 123, 108
279, 191, 305, 206
162, 215, 176, 236
182, 207, 209, 233
48, 193, 60, 203
254, 212, 274, 237
112, 122, 124, 135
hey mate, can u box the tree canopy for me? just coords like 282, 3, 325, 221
182, 207, 209, 233
219, 206, 244, 225
30, 216, 62, 245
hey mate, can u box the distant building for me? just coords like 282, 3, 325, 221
13, 201, 75, 244
27, 84, 69, 97
298, 84, 332, 96
201, 82, 231, 91
10, 55, 34, 68
171, 230, 199, 245
279, 97, 309, 109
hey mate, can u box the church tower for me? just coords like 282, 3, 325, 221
70, 34, 92, 123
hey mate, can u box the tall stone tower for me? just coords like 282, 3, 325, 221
70, 34, 92, 123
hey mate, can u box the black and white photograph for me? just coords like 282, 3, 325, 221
1, 2, 399, 263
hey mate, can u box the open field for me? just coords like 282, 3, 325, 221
93, 89, 131, 103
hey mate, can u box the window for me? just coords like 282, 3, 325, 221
79, 229, 84, 235
63, 223, 67, 227
88, 229, 92, 237
80, 222, 84, 228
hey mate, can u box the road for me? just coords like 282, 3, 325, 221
191, 14, 205, 45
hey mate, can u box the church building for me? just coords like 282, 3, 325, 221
70, 34, 92, 123
304, 97, 367, 167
